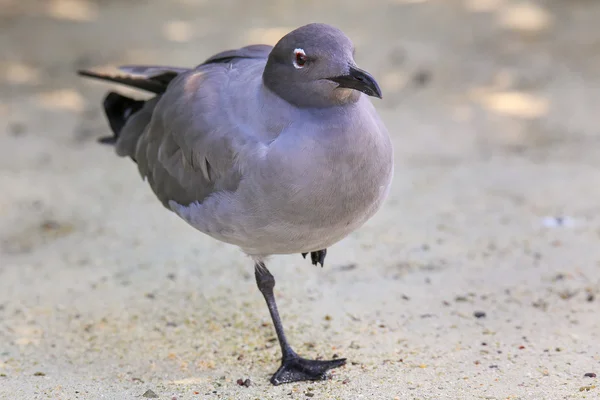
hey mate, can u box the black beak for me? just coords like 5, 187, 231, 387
327, 65, 382, 99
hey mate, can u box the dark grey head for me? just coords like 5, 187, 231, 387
263, 23, 382, 108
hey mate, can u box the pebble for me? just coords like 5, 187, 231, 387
142, 389, 159, 398
542, 216, 576, 228
587, 294, 595, 302
236, 378, 251, 387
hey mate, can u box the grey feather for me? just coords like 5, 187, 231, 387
118, 65, 190, 78
201, 44, 273, 65
81, 23, 394, 258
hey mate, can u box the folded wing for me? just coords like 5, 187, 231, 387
79, 44, 273, 209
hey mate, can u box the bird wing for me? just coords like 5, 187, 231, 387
78, 44, 272, 93
201, 44, 273, 65
122, 47, 272, 209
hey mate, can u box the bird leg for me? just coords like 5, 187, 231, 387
254, 262, 346, 385
301, 249, 327, 267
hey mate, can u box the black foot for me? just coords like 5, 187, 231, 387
271, 356, 346, 385
300, 249, 327, 267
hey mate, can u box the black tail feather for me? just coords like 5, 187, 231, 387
77, 70, 169, 94
98, 91, 145, 145
97, 135, 117, 145
78, 68, 176, 163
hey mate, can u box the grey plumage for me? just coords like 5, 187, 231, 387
79, 23, 393, 385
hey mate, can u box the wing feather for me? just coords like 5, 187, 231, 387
125, 46, 272, 208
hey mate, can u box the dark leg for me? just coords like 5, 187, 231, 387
301, 249, 327, 267
254, 262, 346, 385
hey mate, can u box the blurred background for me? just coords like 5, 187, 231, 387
1, 0, 599, 399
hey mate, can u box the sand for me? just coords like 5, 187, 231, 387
1, 0, 599, 398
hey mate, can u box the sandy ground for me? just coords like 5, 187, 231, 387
1, 0, 600, 399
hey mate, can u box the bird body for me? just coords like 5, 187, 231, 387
167, 83, 393, 257
79, 23, 393, 385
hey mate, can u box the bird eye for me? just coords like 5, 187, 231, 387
293, 48, 307, 69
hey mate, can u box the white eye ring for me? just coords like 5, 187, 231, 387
293, 48, 307, 69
